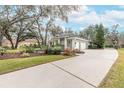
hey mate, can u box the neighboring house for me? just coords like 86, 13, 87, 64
19, 39, 37, 47
49, 32, 89, 51
2, 39, 37, 47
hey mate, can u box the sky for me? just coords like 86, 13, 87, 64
57, 5, 124, 32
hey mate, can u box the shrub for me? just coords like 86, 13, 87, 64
74, 49, 80, 53
88, 44, 97, 49
6, 49, 21, 54
39, 45, 48, 54
121, 44, 124, 48
51, 44, 64, 50
26, 47, 34, 53
2, 46, 11, 50
33, 44, 39, 48
63, 48, 75, 56
34, 48, 42, 51
0, 47, 6, 55
47, 46, 63, 55
47, 48, 53, 55
29, 43, 39, 48
33, 48, 45, 54
19, 45, 34, 53
52, 46, 62, 54
105, 45, 113, 48
20, 53, 30, 57
40, 45, 48, 51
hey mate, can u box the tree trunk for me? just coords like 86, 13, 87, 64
0, 41, 2, 46
10, 40, 14, 49
44, 17, 52, 46
35, 37, 41, 47
0, 39, 2, 46
14, 41, 19, 49
0, 33, 3, 46
44, 29, 48, 45
14, 35, 20, 49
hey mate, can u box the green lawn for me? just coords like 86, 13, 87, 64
0, 55, 69, 75
100, 48, 124, 87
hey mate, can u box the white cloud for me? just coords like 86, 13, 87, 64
69, 7, 101, 26
68, 6, 124, 31
54, 6, 124, 32
81, 11, 101, 24
103, 10, 124, 20
119, 5, 124, 8
70, 5, 89, 16
79, 27, 85, 30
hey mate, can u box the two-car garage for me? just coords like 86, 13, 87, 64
73, 37, 89, 51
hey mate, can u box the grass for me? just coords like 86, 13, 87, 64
99, 48, 124, 88
0, 55, 69, 75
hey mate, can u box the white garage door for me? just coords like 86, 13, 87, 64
80, 42, 86, 50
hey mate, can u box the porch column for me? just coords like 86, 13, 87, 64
79, 42, 81, 51
64, 37, 67, 49
72, 39, 75, 50
58, 38, 60, 44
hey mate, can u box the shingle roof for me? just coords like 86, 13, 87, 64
55, 32, 77, 38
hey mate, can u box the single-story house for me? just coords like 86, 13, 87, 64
49, 32, 89, 51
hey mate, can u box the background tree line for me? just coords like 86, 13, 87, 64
79, 24, 124, 49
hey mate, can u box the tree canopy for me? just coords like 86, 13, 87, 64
0, 5, 79, 49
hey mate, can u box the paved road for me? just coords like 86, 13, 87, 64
0, 49, 118, 88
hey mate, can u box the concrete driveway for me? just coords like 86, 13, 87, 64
0, 49, 118, 88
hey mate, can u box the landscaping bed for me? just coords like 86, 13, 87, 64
0, 53, 42, 60
0, 45, 78, 60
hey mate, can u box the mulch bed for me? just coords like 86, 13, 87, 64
0, 53, 43, 60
